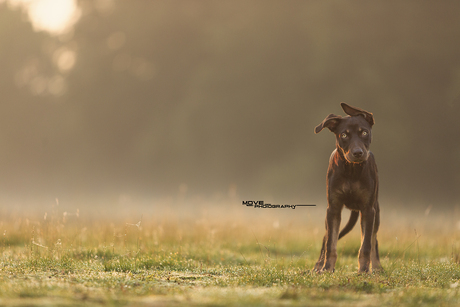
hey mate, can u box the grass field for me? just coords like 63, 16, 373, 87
1, 200, 460, 306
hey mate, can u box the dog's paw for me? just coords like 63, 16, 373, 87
312, 262, 323, 273
316, 267, 335, 274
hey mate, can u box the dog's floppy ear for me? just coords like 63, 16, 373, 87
341, 102, 374, 126
315, 114, 342, 134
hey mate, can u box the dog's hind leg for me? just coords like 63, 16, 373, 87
370, 202, 382, 272
314, 235, 326, 272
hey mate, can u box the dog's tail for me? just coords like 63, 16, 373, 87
338, 210, 359, 239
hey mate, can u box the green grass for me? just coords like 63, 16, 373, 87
0, 205, 460, 306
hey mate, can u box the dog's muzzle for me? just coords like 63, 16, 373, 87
345, 148, 369, 163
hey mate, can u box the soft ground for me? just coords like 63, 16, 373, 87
0, 200, 459, 306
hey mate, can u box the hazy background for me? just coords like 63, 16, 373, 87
1, 0, 460, 213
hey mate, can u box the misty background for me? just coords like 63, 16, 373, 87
1, 1, 460, 212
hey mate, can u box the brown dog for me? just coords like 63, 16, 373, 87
314, 103, 382, 273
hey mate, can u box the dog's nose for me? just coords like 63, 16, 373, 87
352, 149, 364, 158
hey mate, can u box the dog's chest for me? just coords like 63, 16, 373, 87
332, 180, 371, 209
341, 181, 360, 194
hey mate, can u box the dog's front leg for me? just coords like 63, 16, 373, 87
358, 206, 375, 273
370, 202, 382, 272
321, 205, 342, 272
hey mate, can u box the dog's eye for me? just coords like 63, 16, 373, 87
362, 131, 368, 136
341, 133, 348, 139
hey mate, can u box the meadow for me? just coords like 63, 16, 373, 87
0, 200, 460, 306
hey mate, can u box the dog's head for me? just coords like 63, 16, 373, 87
315, 102, 374, 164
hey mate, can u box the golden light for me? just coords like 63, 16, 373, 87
8, 0, 81, 35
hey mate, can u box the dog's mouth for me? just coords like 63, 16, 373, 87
344, 150, 369, 164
